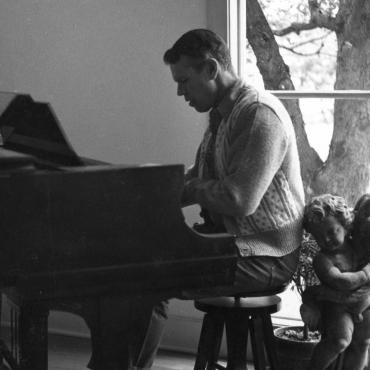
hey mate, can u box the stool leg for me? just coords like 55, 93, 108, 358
225, 311, 249, 370
260, 311, 280, 370
194, 312, 224, 370
249, 316, 267, 370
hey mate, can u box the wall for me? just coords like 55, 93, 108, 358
0, 0, 229, 355
0, 0, 209, 165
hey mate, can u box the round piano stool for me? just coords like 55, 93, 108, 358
193, 288, 285, 370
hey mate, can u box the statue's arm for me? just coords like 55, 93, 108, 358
304, 283, 370, 305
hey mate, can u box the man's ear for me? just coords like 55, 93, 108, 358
205, 58, 219, 80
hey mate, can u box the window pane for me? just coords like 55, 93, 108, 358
244, 1, 338, 91
300, 98, 334, 161
273, 283, 301, 323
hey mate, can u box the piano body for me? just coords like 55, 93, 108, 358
0, 92, 237, 370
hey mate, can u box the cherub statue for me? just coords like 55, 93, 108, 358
300, 194, 370, 370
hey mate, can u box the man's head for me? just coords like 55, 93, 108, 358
163, 29, 235, 112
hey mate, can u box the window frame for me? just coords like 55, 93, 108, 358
207, 0, 246, 77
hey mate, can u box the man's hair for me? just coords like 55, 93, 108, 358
163, 29, 232, 71
303, 194, 353, 234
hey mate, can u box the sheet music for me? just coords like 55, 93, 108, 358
0, 92, 83, 166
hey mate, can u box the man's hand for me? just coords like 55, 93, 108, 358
181, 178, 202, 206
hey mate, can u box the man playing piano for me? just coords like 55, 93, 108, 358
109, 29, 305, 370
163, 28, 305, 297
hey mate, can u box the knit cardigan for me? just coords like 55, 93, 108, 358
183, 81, 305, 257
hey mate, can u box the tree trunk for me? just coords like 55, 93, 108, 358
311, 0, 370, 205
246, 0, 323, 195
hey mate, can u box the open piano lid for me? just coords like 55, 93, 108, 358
0, 92, 83, 167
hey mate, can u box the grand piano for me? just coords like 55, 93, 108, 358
0, 93, 237, 370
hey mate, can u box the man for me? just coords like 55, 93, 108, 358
95, 28, 305, 370
163, 28, 305, 296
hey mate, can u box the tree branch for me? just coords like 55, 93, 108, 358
284, 31, 332, 49
308, 0, 338, 30
279, 43, 325, 56
273, 0, 337, 37
274, 22, 318, 36
278, 31, 335, 57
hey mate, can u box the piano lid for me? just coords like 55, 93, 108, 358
0, 92, 83, 166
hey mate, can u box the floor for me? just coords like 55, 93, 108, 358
0, 330, 254, 370
0, 331, 256, 370
0, 325, 198, 370
44, 334, 219, 370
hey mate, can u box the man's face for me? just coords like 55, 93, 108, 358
170, 56, 217, 113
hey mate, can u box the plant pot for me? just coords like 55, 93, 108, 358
274, 326, 320, 370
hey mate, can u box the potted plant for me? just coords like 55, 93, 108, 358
273, 231, 321, 370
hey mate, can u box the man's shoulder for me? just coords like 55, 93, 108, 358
236, 83, 259, 105
230, 84, 260, 120
236, 85, 287, 118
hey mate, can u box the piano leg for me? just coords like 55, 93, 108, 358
82, 297, 168, 370
83, 297, 131, 370
19, 304, 49, 370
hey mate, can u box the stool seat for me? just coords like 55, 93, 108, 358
195, 295, 281, 313
194, 289, 286, 370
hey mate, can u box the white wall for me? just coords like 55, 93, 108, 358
0, 0, 208, 166
0, 0, 230, 356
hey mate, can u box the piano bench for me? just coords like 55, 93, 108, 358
193, 287, 285, 370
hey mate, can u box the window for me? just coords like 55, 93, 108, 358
165, 0, 370, 356
227, 0, 370, 325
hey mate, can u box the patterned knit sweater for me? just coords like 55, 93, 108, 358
183, 80, 305, 257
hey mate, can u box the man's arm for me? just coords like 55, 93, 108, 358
182, 144, 202, 207
313, 254, 370, 291
183, 105, 288, 217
